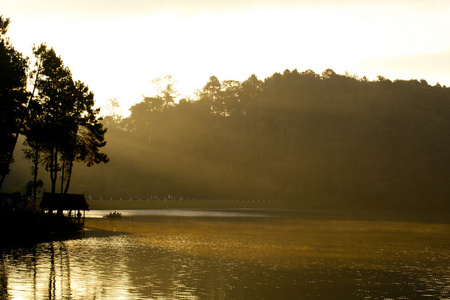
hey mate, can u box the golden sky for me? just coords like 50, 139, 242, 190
3, 0, 450, 115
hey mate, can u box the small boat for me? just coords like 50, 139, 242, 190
104, 211, 122, 218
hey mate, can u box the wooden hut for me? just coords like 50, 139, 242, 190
40, 193, 89, 224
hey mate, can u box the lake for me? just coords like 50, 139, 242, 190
1, 209, 450, 299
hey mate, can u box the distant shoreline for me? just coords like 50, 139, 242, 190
86, 202, 450, 225
87, 199, 288, 210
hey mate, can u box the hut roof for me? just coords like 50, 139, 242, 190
40, 193, 89, 211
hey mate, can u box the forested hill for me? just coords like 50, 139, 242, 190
8, 69, 450, 211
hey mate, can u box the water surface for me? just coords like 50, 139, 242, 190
1, 209, 450, 299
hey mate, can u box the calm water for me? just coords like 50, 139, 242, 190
1, 209, 450, 299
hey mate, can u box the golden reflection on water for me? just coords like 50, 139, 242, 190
85, 215, 450, 269
2, 212, 450, 299
1, 237, 141, 300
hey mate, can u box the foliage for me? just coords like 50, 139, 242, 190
25, 44, 109, 196
0, 16, 109, 196
3, 15, 450, 211
0, 16, 29, 190
65, 69, 450, 211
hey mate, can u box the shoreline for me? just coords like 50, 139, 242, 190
0, 211, 83, 248
86, 207, 450, 225
87, 199, 288, 210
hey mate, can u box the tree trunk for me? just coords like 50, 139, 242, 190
32, 148, 40, 209
57, 157, 64, 215
50, 147, 58, 194
64, 159, 74, 194
0, 175, 5, 191
60, 159, 65, 194
64, 126, 78, 194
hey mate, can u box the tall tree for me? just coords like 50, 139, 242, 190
161, 75, 177, 108
124, 96, 164, 145
0, 16, 29, 190
30, 44, 73, 193
149, 75, 177, 108
27, 44, 109, 196
22, 98, 46, 203
240, 74, 263, 135
201, 75, 221, 114
61, 80, 109, 194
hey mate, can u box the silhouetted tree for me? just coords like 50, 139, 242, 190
6, 65, 450, 211
22, 98, 46, 202
0, 16, 29, 190
61, 80, 109, 194
161, 75, 177, 108
26, 44, 108, 197
218, 80, 240, 116
29, 44, 73, 193
201, 75, 221, 114
241, 74, 263, 135
124, 96, 164, 145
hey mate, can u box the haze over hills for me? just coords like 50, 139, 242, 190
5, 69, 450, 211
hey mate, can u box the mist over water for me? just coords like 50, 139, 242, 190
87, 209, 270, 218
2, 210, 450, 299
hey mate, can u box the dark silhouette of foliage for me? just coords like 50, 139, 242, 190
57, 69, 450, 212
25, 44, 109, 197
0, 16, 29, 190
2, 16, 450, 212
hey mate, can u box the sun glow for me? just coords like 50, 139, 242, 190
4, 2, 450, 116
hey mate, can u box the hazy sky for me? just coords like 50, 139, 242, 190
3, 0, 450, 115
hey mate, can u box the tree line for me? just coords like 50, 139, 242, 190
0, 16, 108, 203
53, 68, 448, 211
3, 15, 450, 211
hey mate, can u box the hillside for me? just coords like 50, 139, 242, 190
5, 69, 450, 211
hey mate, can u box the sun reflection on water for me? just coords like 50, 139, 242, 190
1, 236, 142, 300
1, 211, 450, 299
